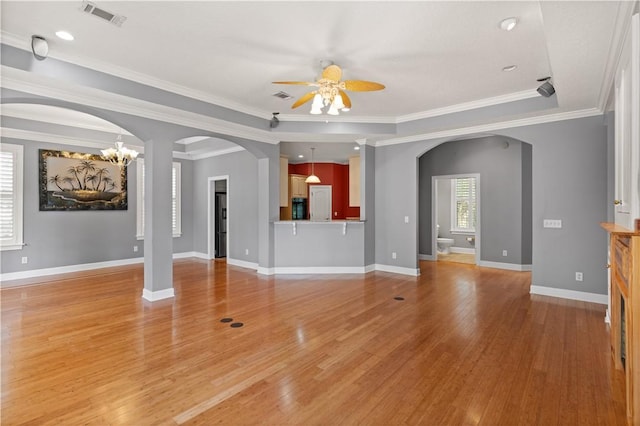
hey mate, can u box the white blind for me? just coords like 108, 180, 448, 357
0, 143, 23, 250
0, 150, 16, 240
137, 159, 181, 238
454, 177, 476, 231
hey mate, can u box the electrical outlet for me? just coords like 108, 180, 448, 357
404, 216, 409, 223
245, 248, 249, 255
133, 245, 138, 253
502, 250, 508, 257
576, 272, 583, 281
392, 252, 397, 259
21, 256, 28, 264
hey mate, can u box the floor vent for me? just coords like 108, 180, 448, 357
80, 1, 127, 27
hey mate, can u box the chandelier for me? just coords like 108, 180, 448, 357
101, 134, 139, 167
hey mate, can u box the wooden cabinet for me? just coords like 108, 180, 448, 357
603, 222, 640, 425
290, 174, 308, 198
349, 155, 360, 207
280, 157, 288, 207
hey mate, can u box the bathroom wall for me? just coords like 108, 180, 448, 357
436, 179, 476, 250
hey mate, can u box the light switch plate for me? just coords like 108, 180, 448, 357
543, 219, 562, 228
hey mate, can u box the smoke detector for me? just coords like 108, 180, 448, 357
80, 1, 127, 27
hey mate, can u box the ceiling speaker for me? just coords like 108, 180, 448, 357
270, 112, 280, 129
536, 77, 555, 98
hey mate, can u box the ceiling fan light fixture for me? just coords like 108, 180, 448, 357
341, 107, 350, 112
332, 94, 345, 110
327, 104, 340, 115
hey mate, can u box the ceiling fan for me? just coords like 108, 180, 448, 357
273, 64, 385, 115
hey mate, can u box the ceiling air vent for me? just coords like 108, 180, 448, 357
272, 91, 293, 100
80, 1, 127, 27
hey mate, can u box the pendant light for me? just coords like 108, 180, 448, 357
305, 147, 320, 183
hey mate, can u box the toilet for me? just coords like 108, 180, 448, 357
436, 225, 455, 254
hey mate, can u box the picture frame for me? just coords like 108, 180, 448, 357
39, 149, 128, 211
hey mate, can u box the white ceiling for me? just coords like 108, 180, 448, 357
0, 1, 626, 121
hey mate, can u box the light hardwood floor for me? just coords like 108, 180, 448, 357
1, 259, 627, 425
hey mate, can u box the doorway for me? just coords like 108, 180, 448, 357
432, 174, 481, 265
208, 176, 229, 259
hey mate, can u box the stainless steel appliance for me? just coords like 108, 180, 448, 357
291, 197, 307, 220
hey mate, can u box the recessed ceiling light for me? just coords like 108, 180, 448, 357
55, 31, 74, 41
354, 146, 360, 151
298, 154, 304, 158
502, 65, 518, 72
499, 17, 518, 31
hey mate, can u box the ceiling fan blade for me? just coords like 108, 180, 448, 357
291, 92, 316, 109
339, 90, 352, 108
344, 80, 386, 91
272, 81, 317, 86
322, 64, 342, 81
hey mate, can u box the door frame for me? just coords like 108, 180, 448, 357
208, 175, 229, 260
431, 173, 481, 265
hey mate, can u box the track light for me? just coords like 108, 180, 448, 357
31, 35, 48, 61
270, 112, 280, 129
536, 77, 555, 98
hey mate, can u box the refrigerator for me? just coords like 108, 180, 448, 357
215, 192, 227, 258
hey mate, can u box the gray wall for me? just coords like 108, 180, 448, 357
375, 115, 608, 294
419, 136, 531, 265
0, 138, 194, 274
192, 150, 259, 262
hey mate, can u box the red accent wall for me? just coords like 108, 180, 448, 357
288, 163, 360, 220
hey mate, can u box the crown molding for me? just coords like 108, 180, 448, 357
375, 108, 602, 147
596, 1, 638, 112
1, 104, 129, 135
186, 146, 245, 160
0, 31, 271, 120
1, 65, 280, 145
277, 112, 397, 124
395, 90, 540, 124
0, 127, 143, 151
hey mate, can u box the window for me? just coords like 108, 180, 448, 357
0, 143, 24, 251
451, 177, 476, 233
136, 159, 181, 239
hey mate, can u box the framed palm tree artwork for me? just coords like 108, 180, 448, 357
39, 149, 128, 211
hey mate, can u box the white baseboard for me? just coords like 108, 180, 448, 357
450, 247, 476, 254
530, 285, 608, 305
478, 261, 532, 272
142, 287, 175, 302
270, 266, 370, 275
0, 257, 145, 285
374, 264, 420, 276
419, 254, 435, 261
227, 258, 259, 271
1, 252, 200, 286
174, 251, 209, 260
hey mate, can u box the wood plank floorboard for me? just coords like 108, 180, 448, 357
1, 259, 627, 425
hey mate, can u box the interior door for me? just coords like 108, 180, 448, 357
614, 13, 639, 229
310, 185, 332, 221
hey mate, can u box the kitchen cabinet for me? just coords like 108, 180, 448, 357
349, 155, 360, 207
291, 174, 308, 198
